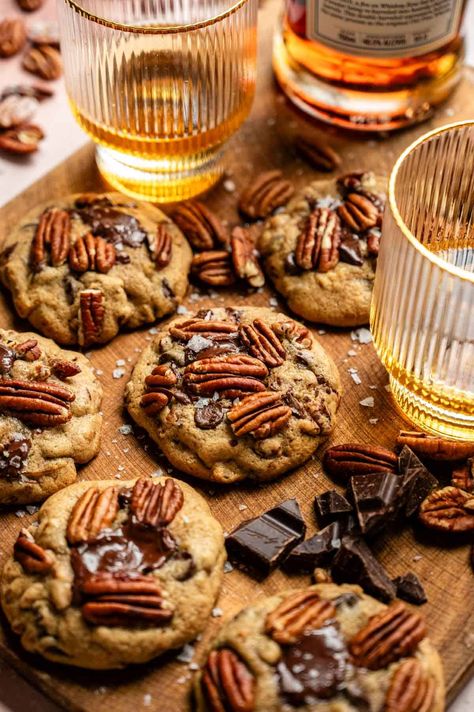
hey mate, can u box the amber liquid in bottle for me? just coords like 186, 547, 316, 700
273, 0, 466, 131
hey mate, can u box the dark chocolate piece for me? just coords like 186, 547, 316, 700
277, 622, 348, 705
314, 490, 352, 527
76, 202, 147, 247
331, 535, 396, 602
284, 251, 302, 275
0, 433, 31, 480
398, 445, 438, 517
0, 343, 15, 374
332, 591, 360, 609
225, 499, 306, 578
339, 235, 363, 266
282, 521, 344, 573
349, 471, 401, 534
393, 572, 427, 605
194, 402, 224, 429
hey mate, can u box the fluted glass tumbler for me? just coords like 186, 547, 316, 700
57, 0, 258, 202
371, 121, 474, 440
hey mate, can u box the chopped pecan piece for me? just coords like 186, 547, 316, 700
170, 318, 238, 342
0, 18, 26, 58
172, 200, 227, 250
385, 658, 435, 712
184, 354, 267, 398
451, 459, 474, 493
140, 364, 177, 416
69, 233, 116, 274
22, 45, 62, 81
239, 170, 294, 220
15, 338, 41, 361
51, 359, 81, 379
201, 648, 255, 712
418, 486, 474, 533
79, 289, 105, 346
0, 378, 74, 426
16, 0, 44, 10
265, 590, 336, 644
337, 171, 373, 196
154, 223, 172, 269
130, 477, 183, 527
295, 135, 341, 172
67, 486, 119, 545
80, 573, 173, 627
295, 207, 341, 272
191, 250, 235, 287
366, 228, 381, 256
337, 193, 379, 232
240, 319, 286, 368
396, 431, 474, 462
31, 208, 70, 269
272, 320, 312, 349
323, 443, 398, 481
231, 227, 265, 288
349, 601, 426, 670
14, 532, 52, 574
228, 390, 291, 439
0, 123, 43, 154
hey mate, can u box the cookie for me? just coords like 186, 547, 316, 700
194, 583, 445, 711
259, 172, 386, 327
0, 192, 192, 346
0, 328, 102, 504
1, 475, 225, 668
125, 306, 340, 484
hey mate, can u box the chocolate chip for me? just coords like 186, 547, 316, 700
349, 471, 401, 535
393, 572, 427, 605
0, 433, 31, 480
284, 251, 302, 275
0, 343, 16, 374
339, 235, 364, 266
115, 251, 131, 264
194, 402, 224, 429
282, 521, 345, 573
161, 278, 175, 300
331, 535, 396, 602
314, 490, 353, 527
398, 446, 438, 517
332, 591, 360, 608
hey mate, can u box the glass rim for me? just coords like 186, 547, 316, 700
389, 119, 474, 285
61, 0, 251, 33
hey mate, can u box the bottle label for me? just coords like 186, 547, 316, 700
306, 0, 463, 58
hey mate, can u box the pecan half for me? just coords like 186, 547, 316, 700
272, 320, 313, 349
451, 459, 474, 493
231, 227, 265, 288
239, 170, 294, 220
396, 431, 474, 462
15, 338, 41, 361
349, 601, 426, 670
140, 364, 177, 415
337, 193, 379, 232
0, 123, 43, 154
170, 318, 238, 342
191, 251, 235, 287
323, 443, 398, 481
79, 289, 105, 346
69, 233, 116, 274
80, 573, 173, 627
16, 0, 44, 10
240, 319, 286, 368
31, 208, 70, 269
295, 135, 341, 172
172, 201, 227, 250
0, 378, 74, 426
0, 94, 39, 129
14, 532, 52, 574
22, 45, 62, 81
0, 18, 26, 58
418, 486, 474, 533
130, 477, 183, 527
1, 84, 53, 101
265, 590, 336, 645
228, 390, 291, 439
201, 648, 255, 712
154, 223, 172, 269
67, 486, 119, 545
295, 207, 341, 272
51, 359, 81, 379
385, 658, 435, 712
184, 354, 268, 398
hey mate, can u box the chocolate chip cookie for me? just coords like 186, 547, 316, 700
1, 476, 225, 668
0, 328, 102, 504
0, 192, 192, 346
259, 172, 386, 327
125, 306, 340, 484
194, 583, 445, 711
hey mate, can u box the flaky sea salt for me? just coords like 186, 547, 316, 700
115, 359, 126, 367
211, 607, 223, 618
176, 643, 195, 663
223, 179, 236, 192
351, 327, 372, 344
318, 329, 326, 335
238, 504, 248, 511
359, 396, 374, 407
269, 297, 278, 307
176, 305, 188, 315
112, 368, 125, 379
148, 326, 158, 334
118, 424, 133, 435
224, 561, 234, 573
369, 418, 379, 425
347, 349, 357, 357
143, 694, 152, 706
350, 372, 362, 385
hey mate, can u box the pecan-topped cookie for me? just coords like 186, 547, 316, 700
194, 583, 445, 711
0, 328, 102, 504
125, 306, 340, 484
259, 172, 386, 327
1, 476, 225, 668
0, 192, 192, 346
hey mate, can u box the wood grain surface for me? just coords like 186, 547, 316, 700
1, 2, 473, 709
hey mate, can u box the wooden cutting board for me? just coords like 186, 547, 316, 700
1, 2, 473, 709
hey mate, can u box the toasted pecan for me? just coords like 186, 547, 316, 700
385, 658, 436, 712
130, 477, 183, 527
418, 486, 474, 533
184, 354, 268, 398
0, 378, 74, 426
67, 486, 119, 545
239, 170, 294, 220
265, 590, 336, 644
14, 532, 52, 574
201, 648, 255, 712
172, 201, 227, 250
228, 390, 291, 439
396, 431, 474, 462
240, 319, 286, 368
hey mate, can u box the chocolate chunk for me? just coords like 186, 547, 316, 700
332, 591, 360, 609
194, 402, 224, 429
349, 472, 401, 534
398, 445, 438, 516
161, 278, 175, 300
314, 490, 352, 526
76, 203, 147, 247
393, 572, 427, 605
115, 251, 131, 264
0, 343, 15, 374
339, 235, 363, 266
0, 433, 31, 480
277, 622, 348, 705
331, 535, 396, 602
282, 522, 344, 573
225, 499, 306, 578
284, 251, 302, 275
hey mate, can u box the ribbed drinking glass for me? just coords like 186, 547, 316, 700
371, 121, 474, 440
57, 0, 258, 202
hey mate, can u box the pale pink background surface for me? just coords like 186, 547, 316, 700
0, 0, 473, 709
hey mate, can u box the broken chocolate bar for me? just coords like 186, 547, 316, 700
225, 499, 306, 578
398, 446, 438, 517
393, 572, 427, 605
331, 535, 396, 602
314, 490, 352, 527
349, 471, 401, 535
282, 521, 345, 573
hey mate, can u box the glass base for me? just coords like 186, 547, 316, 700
389, 376, 474, 441
272, 30, 461, 132
95, 145, 225, 203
